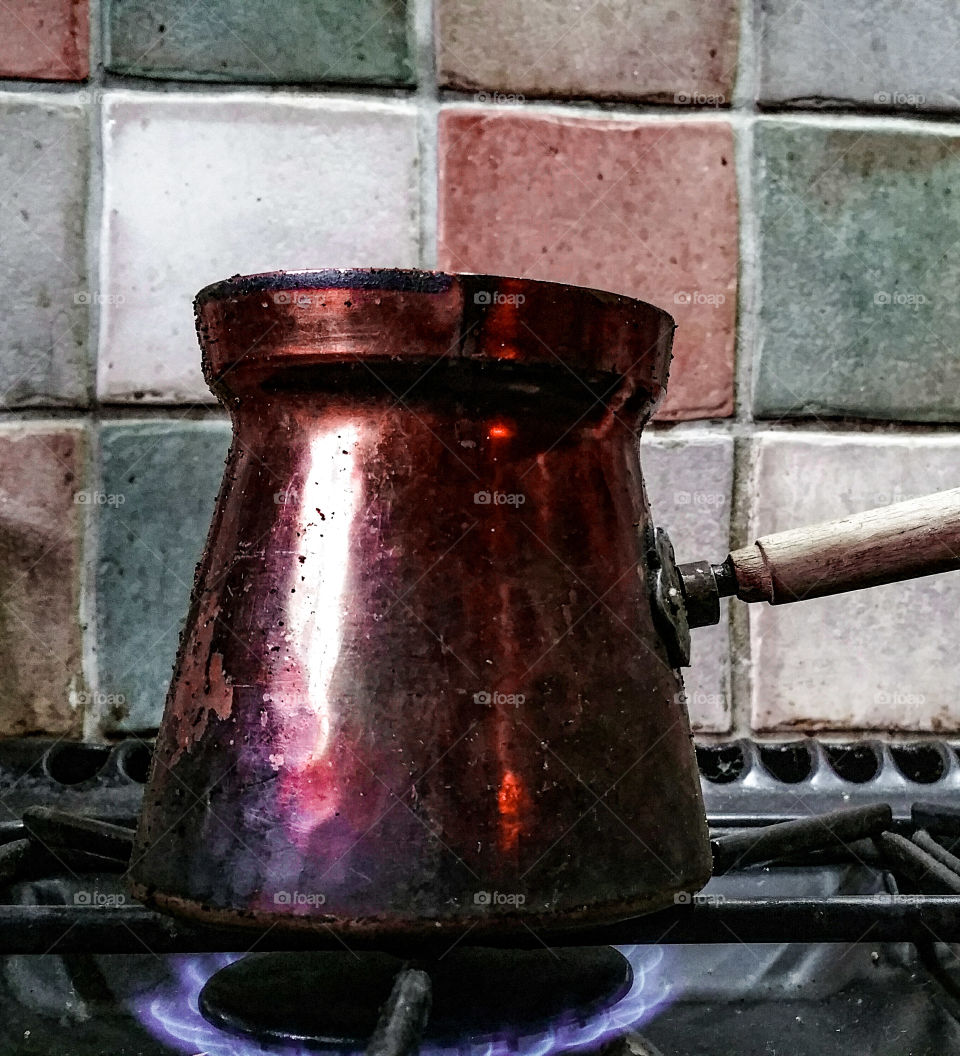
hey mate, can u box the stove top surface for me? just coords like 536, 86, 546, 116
4, 737, 960, 1056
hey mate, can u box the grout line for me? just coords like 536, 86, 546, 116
695, 729, 960, 746
6, 86, 960, 137
82, 0, 105, 739
732, 0, 759, 110
79, 418, 101, 740
719, 0, 754, 748
412, 0, 439, 268
4, 406, 960, 436
726, 433, 757, 738
0, 405, 227, 422
733, 120, 758, 426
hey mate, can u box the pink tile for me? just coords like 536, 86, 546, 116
0, 426, 86, 735
438, 110, 737, 420
436, 0, 739, 103
0, 0, 88, 81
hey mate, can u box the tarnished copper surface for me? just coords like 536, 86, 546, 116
129, 269, 712, 940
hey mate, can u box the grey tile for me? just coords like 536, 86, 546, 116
759, 0, 960, 112
642, 431, 734, 731
95, 421, 232, 732
0, 96, 89, 406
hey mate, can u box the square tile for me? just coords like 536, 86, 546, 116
641, 431, 734, 731
753, 120, 960, 422
759, 0, 960, 112
0, 425, 86, 735
99, 93, 420, 403
438, 110, 738, 420
748, 432, 960, 732
437, 0, 739, 103
0, 95, 89, 406
0, 0, 88, 81
106, 0, 411, 85
95, 420, 232, 732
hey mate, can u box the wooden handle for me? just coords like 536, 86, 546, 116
728, 487, 960, 605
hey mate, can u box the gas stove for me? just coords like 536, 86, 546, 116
3, 737, 960, 1056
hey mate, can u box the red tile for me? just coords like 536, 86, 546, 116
438, 110, 737, 420
0, 0, 88, 81
0, 426, 86, 735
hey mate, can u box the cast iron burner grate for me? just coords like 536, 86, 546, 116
8, 739, 960, 1055
198, 947, 633, 1050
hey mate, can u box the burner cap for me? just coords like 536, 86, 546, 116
199, 947, 632, 1048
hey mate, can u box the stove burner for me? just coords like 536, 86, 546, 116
198, 947, 633, 1049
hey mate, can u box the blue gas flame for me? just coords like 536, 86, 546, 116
133, 946, 673, 1055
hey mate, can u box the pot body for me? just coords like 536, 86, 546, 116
129, 270, 712, 940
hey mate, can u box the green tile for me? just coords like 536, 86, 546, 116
106, 0, 412, 84
96, 421, 231, 732
753, 120, 960, 422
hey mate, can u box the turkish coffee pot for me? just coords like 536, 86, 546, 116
128, 270, 960, 942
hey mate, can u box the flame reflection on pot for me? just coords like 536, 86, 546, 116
274, 426, 362, 846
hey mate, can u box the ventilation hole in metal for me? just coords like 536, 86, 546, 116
891, 744, 946, 784
696, 743, 746, 784
117, 742, 152, 784
759, 742, 813, 783
44, 743, 111, 786
824, 743, 880, 784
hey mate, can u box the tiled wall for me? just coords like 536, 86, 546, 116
1, 0, 959, 740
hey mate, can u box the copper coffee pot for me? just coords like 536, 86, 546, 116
128, 270, 960, 943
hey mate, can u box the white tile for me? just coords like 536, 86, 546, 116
99, 93, 420, 402
749, 432, 960, 731
641, 431, 734, 731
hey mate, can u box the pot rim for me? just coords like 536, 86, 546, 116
194, 268, 675, 325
